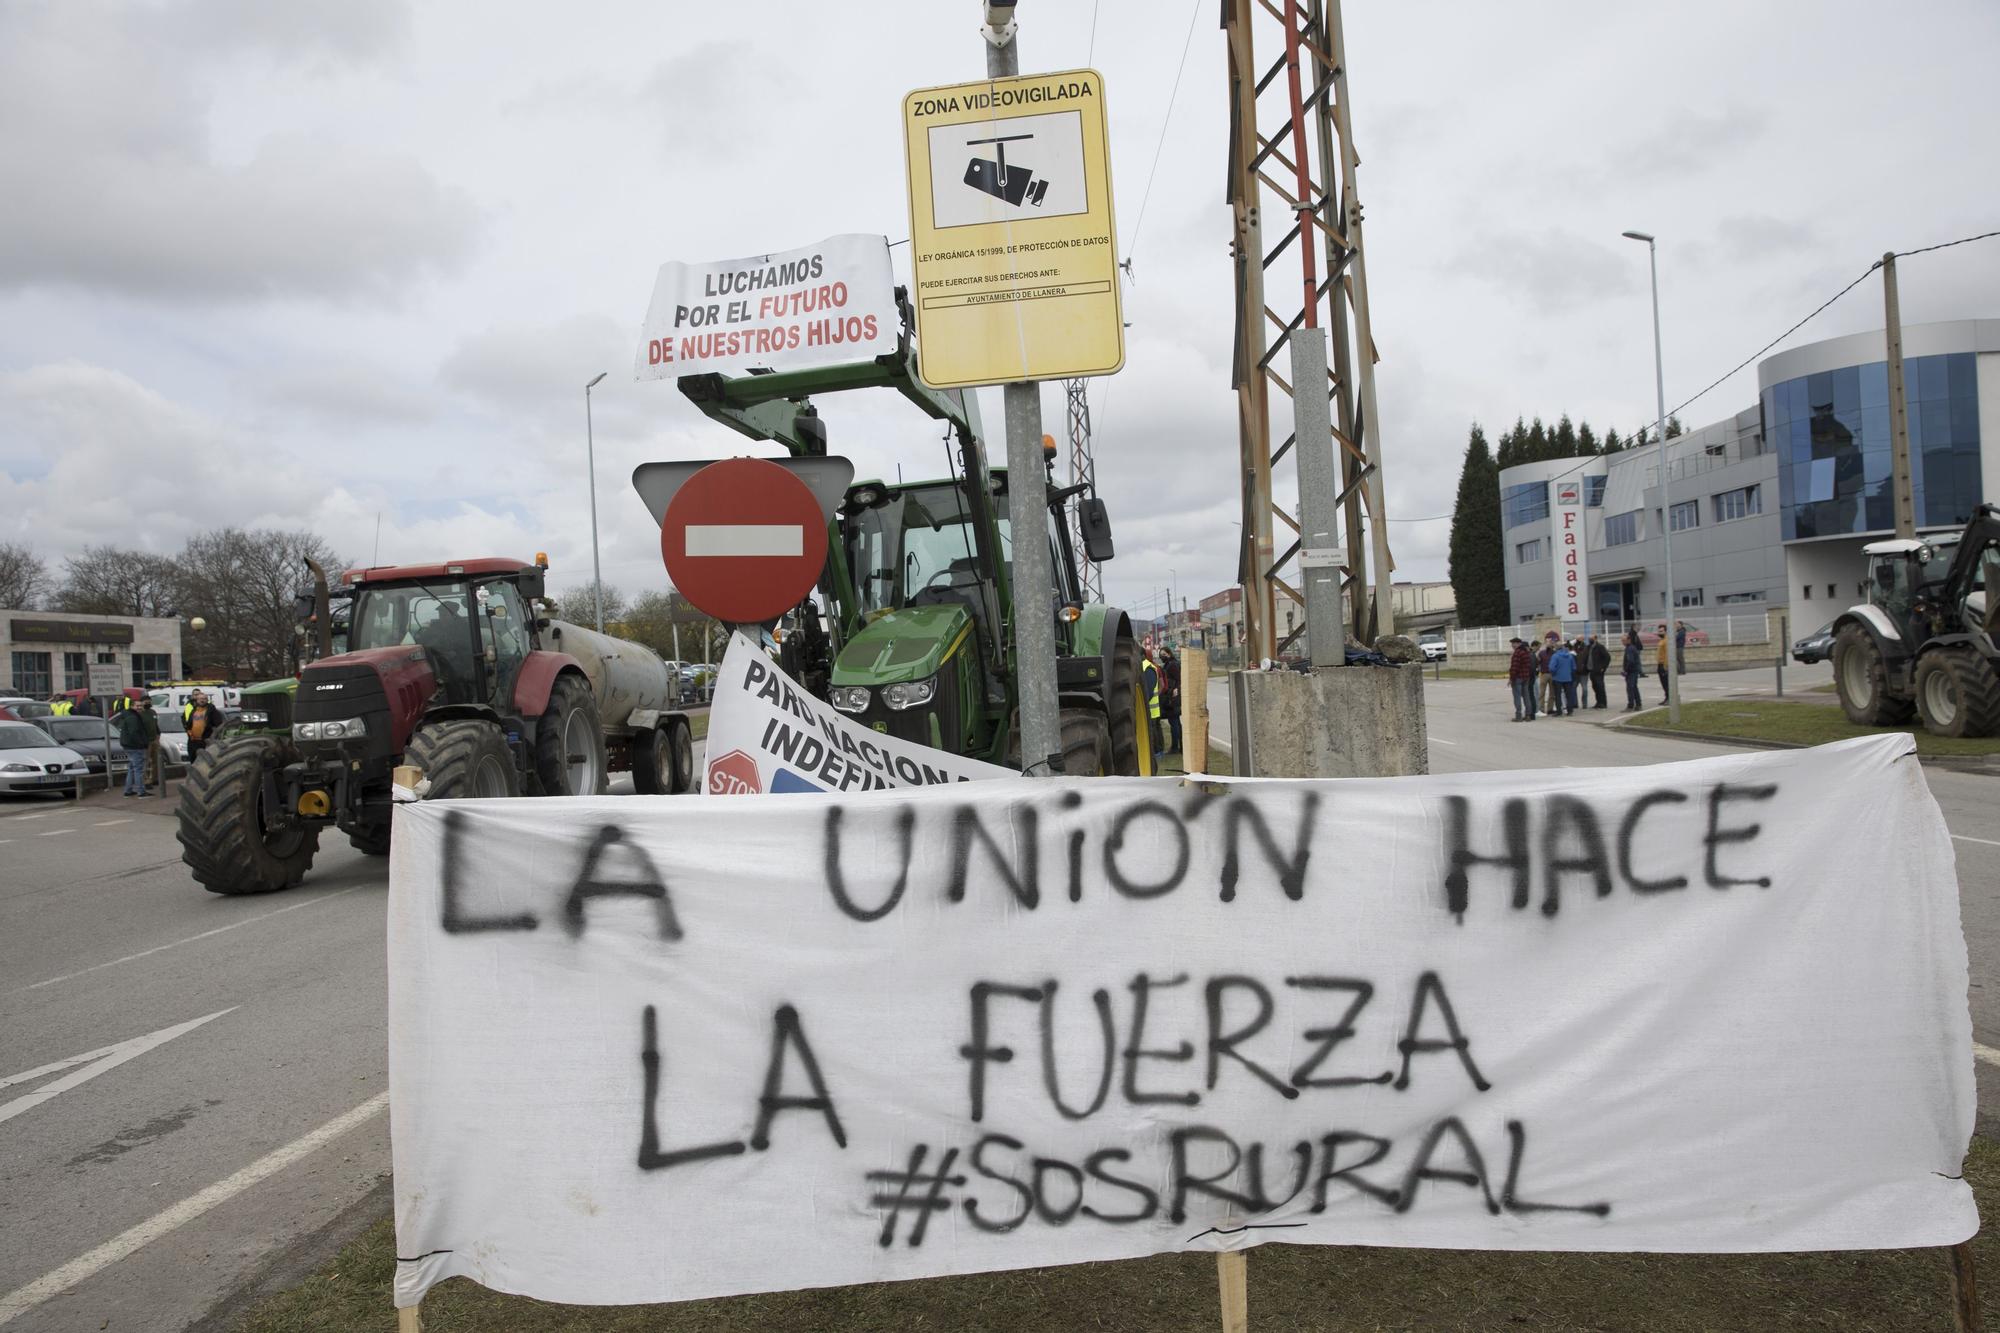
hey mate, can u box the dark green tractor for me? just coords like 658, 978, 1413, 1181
667, 297, 1152, 776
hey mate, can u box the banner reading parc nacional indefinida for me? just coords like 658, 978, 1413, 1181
387, 735, 1974, 1310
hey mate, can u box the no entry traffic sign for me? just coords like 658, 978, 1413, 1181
661, 457, 828, 625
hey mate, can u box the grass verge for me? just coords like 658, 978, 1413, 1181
232, 1141, 1996, 1332
1626, 698, 2000, 757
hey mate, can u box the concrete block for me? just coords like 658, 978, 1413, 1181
1229, 664, 1428, 779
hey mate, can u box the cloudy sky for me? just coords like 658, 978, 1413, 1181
3, 0, 1995, 627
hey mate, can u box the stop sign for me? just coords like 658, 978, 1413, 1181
661, 457, 828, 625
706, 748, 762, 796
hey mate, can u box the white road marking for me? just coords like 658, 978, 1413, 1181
91, 818, 131, 827
0, 1090, 388, 1326
36, 829, 74, 838
1954, 834, 2000, 849
0, 1010, 234, 1126
684, 523, 803, 557
1428, 737, 1458, 746
1975, 1043, 2000, 1070
14, 888, 362, 993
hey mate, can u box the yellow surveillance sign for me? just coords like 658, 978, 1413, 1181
902, 69, 1124, 389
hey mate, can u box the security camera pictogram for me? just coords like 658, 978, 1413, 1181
963, 134, 1048, 207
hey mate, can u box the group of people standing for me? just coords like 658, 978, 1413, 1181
1508, 623, 1687, 721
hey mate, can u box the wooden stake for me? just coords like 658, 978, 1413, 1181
1949, 1241, 1981, 1333
397, 1304, 423, 1332
1216, 1251, 1248, 1333
1183, 648, 1211, 774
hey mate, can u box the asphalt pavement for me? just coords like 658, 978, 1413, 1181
0, 750, 702, 1332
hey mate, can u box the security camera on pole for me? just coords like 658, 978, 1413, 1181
900, 3, 1125, 774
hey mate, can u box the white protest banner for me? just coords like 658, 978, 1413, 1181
634, 234, 898, 380
388, 735, 1973, 1312
702, 631, 1016, 794
1552, 477, 1588, 618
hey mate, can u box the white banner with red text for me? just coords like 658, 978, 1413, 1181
387, 734, 1973, 1310
634, 234, 898, 380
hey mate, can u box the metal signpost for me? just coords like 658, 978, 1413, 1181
901, 6, 1123, 775
87, 662, 122, 794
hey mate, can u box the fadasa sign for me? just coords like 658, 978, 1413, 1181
1551, 479, 1589, 617
388, 735, 1972, 1311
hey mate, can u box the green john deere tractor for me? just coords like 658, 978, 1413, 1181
665, 295, 1153, 776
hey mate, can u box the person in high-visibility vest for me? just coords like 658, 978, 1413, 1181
50, 698, 72, 716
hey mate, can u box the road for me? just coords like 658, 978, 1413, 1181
2, 679, 1993, 1330
1210, 662, 2000, 1137
0, 752, 701, 1333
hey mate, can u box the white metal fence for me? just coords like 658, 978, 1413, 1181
1450, 610, 1776, 656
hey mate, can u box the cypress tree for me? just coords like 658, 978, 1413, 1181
1666, 413, 1684, 438
1448, 424, 1508, 627
1602, 426, 1623, 453
1526, 416, 1549, 461
1577, 421, 1599, 455
1553, 413, 1579, 458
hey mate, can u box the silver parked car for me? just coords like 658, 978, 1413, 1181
0, 722, 90, 798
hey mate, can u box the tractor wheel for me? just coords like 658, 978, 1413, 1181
347, 824, 392, 856
1057, 708, 1112, 778
1915, 647, 2000, 739
667, 716, 694, 793
177, 737, 320, 896
532, 673, 606, 797
1833, 623, 1915, 726
409, 720, 519, 800
632, 721, 676, 795
1107, 636, 1153, 777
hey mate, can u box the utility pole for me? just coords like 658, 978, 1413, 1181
1224, 0, 1397, 664
1882, 252, 1916, 540
1065, 379, 1103, 600
584, 372, 608, 632
982, 0, 1062, 775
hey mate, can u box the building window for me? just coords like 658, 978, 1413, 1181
1515, 538, 1543, 563
1604, 510, 1641, 546
1716, 591, 1765, 605
1769, 352, 1982, 540
11, 651, 51, 695
1502, 481, 1549, 529
1675, 589, 1705, 608
1802, 585, 1811, 601
1712, 484, 1762, 523
1668, 500, 1700, 532
63, 652, 88, 690
1826, 584, 1837, 600
131, 653, 173, 684
96, 651, 116, 665
1584, 475, 1607, 508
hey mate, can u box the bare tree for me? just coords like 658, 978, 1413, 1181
0, 543, 50, 609
57, 546, 184, 617
178, 528, 344, 677
554, 582, 625, 628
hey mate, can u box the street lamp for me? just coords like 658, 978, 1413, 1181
584, 372, 608, 632
1621, 230, 1680, 724
1168, 567, 1180, 647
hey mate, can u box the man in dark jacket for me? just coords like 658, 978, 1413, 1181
1585, 633, 1611, 709
115, 700, 153, 796
1507, 637, 1536, 721
1158, 649, 1183, 754
1621, 630, 1643, 710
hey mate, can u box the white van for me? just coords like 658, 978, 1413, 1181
150, 684, 243, 716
